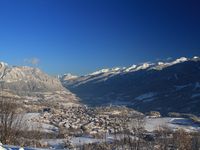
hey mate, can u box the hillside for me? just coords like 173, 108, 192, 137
0, 62, 80, 110
61, 56, 200, 115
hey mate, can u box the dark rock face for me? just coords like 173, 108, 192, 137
61, 57, 200, 115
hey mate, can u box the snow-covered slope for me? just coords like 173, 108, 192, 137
61, 56, 200, 115
0, 62, 80, 107
62, 56, 199, 88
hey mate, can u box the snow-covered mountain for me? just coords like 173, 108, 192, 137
61, 57, 193, 87
61, 56, 200, 115
0, 62, 80, 108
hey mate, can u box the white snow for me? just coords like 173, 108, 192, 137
124, 65, 137, 72
0, 62, 8, 67
71, 137, 101, 146
0, 62, 8, 80
90, 69, 110, 76
152, 57, 189, 71
135, 63, 151, 71
40, 139, 66, 149
193, 56, 199, 59
3, 145, 48, 150
158, 62, 164, 65
88, 63, 151, 76
135, 92, 157, 101
62, 73, 78, 80
172, 57, 188, 64
145, 118, 168, 132
23, 113, 59, 134
145, 117, 200, 132
61, 56, 200, 88
111, 67, 121, 71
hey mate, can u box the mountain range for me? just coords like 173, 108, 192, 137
0, 62, 80, 110
60, 56, 200, 115
0, 56, 200, 115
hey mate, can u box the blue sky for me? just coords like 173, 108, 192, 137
0, 0, 200, 75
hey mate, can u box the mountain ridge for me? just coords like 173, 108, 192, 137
0, 62, 80, 110
61, 56, 199, 87
60, 56, 200, 115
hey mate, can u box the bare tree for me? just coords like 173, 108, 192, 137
129, 115, 145, 150
155, 126, 172, 150
172, 129, 192, 150
0, 98, 24, 145
191, 132, 200, 150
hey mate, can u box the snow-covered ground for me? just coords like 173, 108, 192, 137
2, 114, 200, 150
135, 92, 157, 102
41, 134, 137, 149
22, 113, 59, 134
1, 145, 50, 150
145, 117, 200, 132
40, 137, 103, 149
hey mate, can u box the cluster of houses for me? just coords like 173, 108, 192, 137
37, 106, 145, 138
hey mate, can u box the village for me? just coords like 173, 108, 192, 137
34, 106, 145, 139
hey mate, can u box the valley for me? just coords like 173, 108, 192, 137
0, 57, 200, 149
61, 56, 200, 115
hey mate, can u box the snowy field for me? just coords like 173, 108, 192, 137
145, 117, 200, 132
1, 115, 200, 150
22, 113, 59, 134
